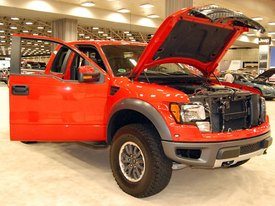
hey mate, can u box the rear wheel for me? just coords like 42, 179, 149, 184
21, 141, 37, 144
110, 124, 172, 198
229, 159, 250, 168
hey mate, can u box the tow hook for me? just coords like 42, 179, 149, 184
222, 161, 234, 167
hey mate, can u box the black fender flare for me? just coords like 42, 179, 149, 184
107, 98, 172, 144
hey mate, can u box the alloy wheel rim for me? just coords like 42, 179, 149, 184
119, 141, 145, 182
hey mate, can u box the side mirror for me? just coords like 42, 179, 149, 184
78, 66, 100, 83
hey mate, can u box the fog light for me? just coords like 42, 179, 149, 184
196, 121, 210, 132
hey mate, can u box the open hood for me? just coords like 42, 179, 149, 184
255, 68, 275, 79
131, 6, 265, 79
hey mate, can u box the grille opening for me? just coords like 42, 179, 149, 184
176, 149, 202, 159
240, 141, 262, 155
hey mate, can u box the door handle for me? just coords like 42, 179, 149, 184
12, 85, 29, 95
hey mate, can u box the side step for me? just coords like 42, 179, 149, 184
77, 141, 109, 149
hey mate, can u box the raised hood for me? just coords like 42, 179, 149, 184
131, 6, 265, 79
255, 68, 275, 79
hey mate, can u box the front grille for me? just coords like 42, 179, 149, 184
211, 100, 249, 132
240, 141, 262, 155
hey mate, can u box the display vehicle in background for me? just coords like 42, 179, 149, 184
219, 69, 275, 99
9, 6, 272, 197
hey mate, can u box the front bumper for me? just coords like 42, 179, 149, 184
162, 131, 272, 168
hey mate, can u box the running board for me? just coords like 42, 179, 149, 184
77, 141, 109, 149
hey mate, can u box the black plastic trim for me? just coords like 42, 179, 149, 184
162, 131, 271, 168
107, 98, 172, 143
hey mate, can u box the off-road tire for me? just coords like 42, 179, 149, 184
110, 123, 172, 198
229, 159, 250, 168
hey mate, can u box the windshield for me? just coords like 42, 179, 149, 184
243, 73, 255, 81
101, 45, 146, 76
146, 63, 199, 76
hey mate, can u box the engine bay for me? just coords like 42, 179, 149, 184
168, 82, 265, 133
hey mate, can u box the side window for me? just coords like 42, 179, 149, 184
76, 45, 107, 72
50, 47, 70, 73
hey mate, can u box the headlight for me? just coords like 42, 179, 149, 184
263, 85, 271, 89
170, 103, 210, 132
181, 104, 206, 122
170, 103, 206, 123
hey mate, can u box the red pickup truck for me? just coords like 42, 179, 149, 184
9, 7, 272, 197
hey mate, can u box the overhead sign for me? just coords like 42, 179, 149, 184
258, 37, 271, 45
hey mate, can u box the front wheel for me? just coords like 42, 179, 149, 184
110, 124, 172, 198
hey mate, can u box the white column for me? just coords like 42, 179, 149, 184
52, 19, 78, 41
165, 0, 193, 18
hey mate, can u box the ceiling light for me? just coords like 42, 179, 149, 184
268, 22, 275, 25
85, 36, 90, 38
37, 27, 44, 29
23, 30, 28, 33
252, 17, 263, 21
131, 39, 136, 42
246, 33, 256, 36
79, 33, 84, 36
33, 33, 38, 35
117, 8, 130, 13
140, 4, 154, 8
272, 39, 275, 41
127, 33, 132, 36
0, 23, 3, 25
103, 34, 108, 36
47, 30, 52, 33
92, 27, 99, 29
268, 32, 275, 35
1, 40, 5, 42
147, 14, 159, 18
10, 27, 17, 29
11, 17, 19, 20
98, 31, 104, 33
0, 36, 4, 38
107, 37, 112, 39
124, 31, 129, 34
0, 30, 4, 32
26, 22, 33, 25
81, 1, 95, 7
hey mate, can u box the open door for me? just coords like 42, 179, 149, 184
9, 35, 109, 141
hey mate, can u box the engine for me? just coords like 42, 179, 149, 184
169, 83, 266, 133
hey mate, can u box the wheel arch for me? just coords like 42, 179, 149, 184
107, 98, 172, 144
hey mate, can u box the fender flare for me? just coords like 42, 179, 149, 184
107, 98, 172, 144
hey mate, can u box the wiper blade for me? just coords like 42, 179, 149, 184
143, 70, 170, 76
166, 71, 188, 75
